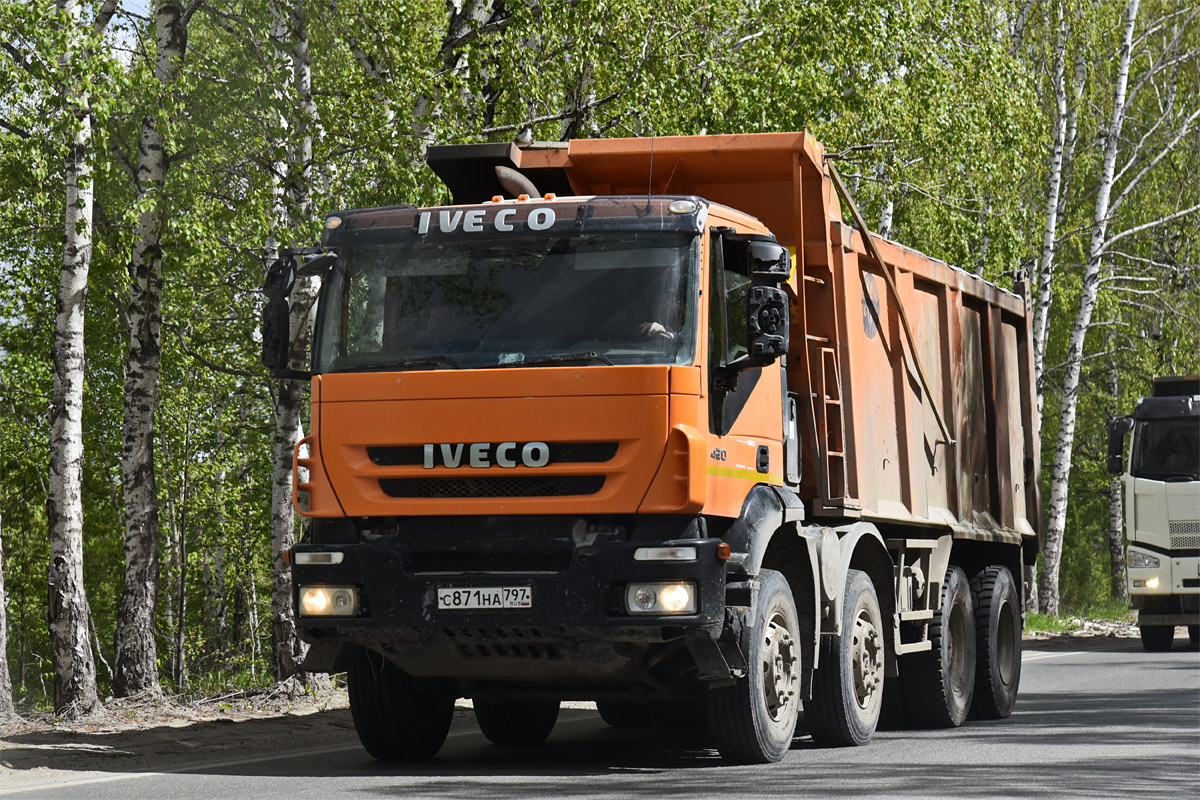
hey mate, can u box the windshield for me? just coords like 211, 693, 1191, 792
1131, 417, 1200, 481
314, 230, 698, 372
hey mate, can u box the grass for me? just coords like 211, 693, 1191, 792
1023, 597, 1136, 634
1023, 612, 1078, 634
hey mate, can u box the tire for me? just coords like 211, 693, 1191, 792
347, 647, 454, 760
806, 569, 885, 746
901, 565, 976, 728
969, 565, 1022, 720
596, 701, 653, 729
474, 700, 560, 745
707, 569, 802, 763
1189, 625, 1199, 645
1140, 624, 1175, 652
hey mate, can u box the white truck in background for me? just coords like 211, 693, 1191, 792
1108, 376, 1200, 651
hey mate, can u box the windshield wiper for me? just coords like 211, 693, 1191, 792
498, 352, 614, 367
357, 355, 461, 371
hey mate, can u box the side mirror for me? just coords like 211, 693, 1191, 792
748, 285, 789, 360
1107, 416, 1133, 475
741, 241, 791, 367
261, 255, 295, 374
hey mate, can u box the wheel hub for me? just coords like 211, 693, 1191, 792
851, 610, 883, 710
762, 614, 800, 722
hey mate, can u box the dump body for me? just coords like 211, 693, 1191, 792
271, 132, 1040, 762
1111, 376, 1200, 647
428, 133, 1041, 545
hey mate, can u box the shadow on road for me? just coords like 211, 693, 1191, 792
2, 646, 1197, 799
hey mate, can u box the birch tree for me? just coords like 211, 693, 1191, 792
266, 0, 318, 681
0, 517, 15, 719
42, 0, 121, 718
1040, 0, 1200, 613
111, 0, 194, 699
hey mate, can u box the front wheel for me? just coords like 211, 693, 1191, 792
806, 569, 885, 746
1140, 624, 1175, 652
347, 647, 454, 760
969, 565, 1022, 719
474, 699, 560, 745
707, 569, 801, 763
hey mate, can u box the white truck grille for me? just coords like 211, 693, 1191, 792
1169, 520, 1200, 549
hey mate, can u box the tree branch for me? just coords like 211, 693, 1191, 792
1101, 202, 1200, 254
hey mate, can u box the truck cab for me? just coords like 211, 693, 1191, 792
1108, 376, 1200, 650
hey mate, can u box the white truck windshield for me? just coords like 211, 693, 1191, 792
1131, 418, 1200, 481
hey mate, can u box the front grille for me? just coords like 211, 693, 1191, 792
369, 442, 618, 466
380, 475, 605, 498
411, 551, 571, 574
1183, 579, 1200, 588
443, 627, 561, 660
1169, 520, 1200, 549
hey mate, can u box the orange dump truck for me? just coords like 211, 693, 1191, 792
261, 132, 1041, 763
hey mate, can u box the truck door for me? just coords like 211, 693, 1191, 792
705, 230, 787, 517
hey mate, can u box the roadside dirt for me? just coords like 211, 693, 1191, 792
0, 624, 1145, 791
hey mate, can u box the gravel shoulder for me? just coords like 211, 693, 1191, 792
0, 624, 1144, 792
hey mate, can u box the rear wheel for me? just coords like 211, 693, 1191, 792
347, 647, 454, 761
1140, 624, 1175, 652
707, 569, 801, 763
474, 700, 560, 745
969, 565, 1022, 719
806, 569, 885, 746
901, 566, 976, 727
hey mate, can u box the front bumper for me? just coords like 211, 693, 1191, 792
290, 528, 727, 684
1127, 546, 1200, 597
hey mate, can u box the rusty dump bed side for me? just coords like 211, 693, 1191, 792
428, 132, 1042, 547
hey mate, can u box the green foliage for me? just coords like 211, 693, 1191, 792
0, 0, 1195, 708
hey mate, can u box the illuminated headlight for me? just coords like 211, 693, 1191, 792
299, 585, 359, 617
625, 582, 696, 615
1127, 551, 1160, 569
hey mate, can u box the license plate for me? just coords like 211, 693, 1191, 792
437, 586, 532, 610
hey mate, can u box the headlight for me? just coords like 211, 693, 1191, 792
625, 582, 696, 615
1127, 551, 1160, 569
299, 585, 359, 617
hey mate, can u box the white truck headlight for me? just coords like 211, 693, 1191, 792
1127, 551, 1160, 569
625, 582, 696, 615
299, 585, 359, 617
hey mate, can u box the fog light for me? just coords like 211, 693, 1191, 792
299, 585, 359, 617
625, 582, 696, 615
1146, 577, 1160, 590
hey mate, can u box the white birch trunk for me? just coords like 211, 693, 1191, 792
113, 1, 187, 698
1031, 1, 1070, 415
0, 516, 15, 719
1040, 0, 1140, 616
1106, 365, 1128, 603
48, 5, 100, 719
268, 0, 317, 681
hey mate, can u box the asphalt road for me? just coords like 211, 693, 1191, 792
2, 634, 1197, 799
